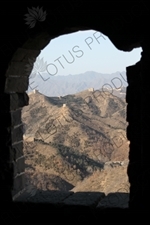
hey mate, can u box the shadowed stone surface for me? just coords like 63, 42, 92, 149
63, 192, 105, 207
14, 190, 130, 210
15, 190, 74, 204
97, 192, 129, 209
1, 1, 150, 221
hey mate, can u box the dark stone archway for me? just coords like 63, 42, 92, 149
1, 0, 150, 221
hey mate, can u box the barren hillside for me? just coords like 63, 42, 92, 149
22, 88, 129, 193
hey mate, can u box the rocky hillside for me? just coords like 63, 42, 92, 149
22, 88, 129, 193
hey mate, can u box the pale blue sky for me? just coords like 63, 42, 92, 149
39, 30, 142, 76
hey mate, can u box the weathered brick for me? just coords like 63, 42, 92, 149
14, 157, 25, 177
22, 32, 51, 50
0, 93, 28, 112
10, 48, 40, 63
12, 174, 26, 196
5, 76, 29, 92
11, 125, 23, 143
11, 109, 22, 127
12, 141, 24, 159
5, 61, 31, 77
10, 92, 29, 110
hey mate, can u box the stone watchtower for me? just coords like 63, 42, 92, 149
33, 89, 38, 94
88, 87, 94, 92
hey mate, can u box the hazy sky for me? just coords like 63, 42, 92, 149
38, 30, 142, 76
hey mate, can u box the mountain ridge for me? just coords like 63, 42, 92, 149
27, 71, 127, 97
22, 87, 129, 193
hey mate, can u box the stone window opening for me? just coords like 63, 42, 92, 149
3, 28, 143, 210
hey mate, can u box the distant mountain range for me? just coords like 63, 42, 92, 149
27, 71, 127, 97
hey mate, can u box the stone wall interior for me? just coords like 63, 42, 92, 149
1, 0, 150, 223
